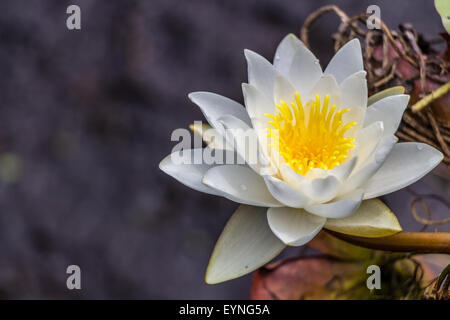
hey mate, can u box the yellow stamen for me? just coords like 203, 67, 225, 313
266, 92, 356, 175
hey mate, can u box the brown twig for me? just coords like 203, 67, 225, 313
300, 5, 363, 48
396, 129, 439, 150
427, 109, 450, 158
373, 60, 397, 87
351, 14, 419, 68
411, 196, 450, 227
301, 5, 450, 166
402, 112, 450, 143
403, 28, 427, 94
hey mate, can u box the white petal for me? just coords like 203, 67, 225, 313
188, 92, 251, 133
340, 135, 397, 194
362, 143, 443, 199
307, 74, 341, 109
273, 33, 304, 76
329, 156, 358, 181
241, 84, 278, 160
190, 122, 233, 151
342, 106, 365, 137
263, 175, 311, 208
202, 165, 282, 207
279, 163, 307, 189
159, 148, 221, 196
354, 121, 384, 169
205, 205, 285, 284
267, 207, 326, 246
363, 94, 409, 138
297, 156, 358, 188
245, 49, 278, 99
288, 44, 323, 97
255, 137, 280, 177
301, 174, 341, 203
242, 83, 275, 123
273, 75, 296, 105
305, 188, 364, 219
218, 115, 260, 172
340, 71, 368, 109
324, 38, 363, 83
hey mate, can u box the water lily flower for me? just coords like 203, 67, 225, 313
159, 34, 443, 284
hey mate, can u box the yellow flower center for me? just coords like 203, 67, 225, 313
265, 92, 356, 175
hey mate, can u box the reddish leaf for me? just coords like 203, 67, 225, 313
250, 256, 366, 300
250, 254, 443, 300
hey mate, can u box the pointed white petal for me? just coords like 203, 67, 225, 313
218, 115, 260, 172
255, 137, 280, 177
288, 44, 323, 97
202, 165, 282, 207
305, 188, 364, 219
267, 207, 326, 246
244, 49, 278, 99
324, 38, 363, 83
273, 33, 304, 76
159, 148, 221, 196
340, 135, 397, 194
342, 106, 365, 137
242, 84, 277, 154
362, 143, 443, 199
273, 75, 296, 105
354, 121, 384, 169
340, 71, 368, 109
205, 205, 285, 284
307, 74, 341, 109
189, 122, 233, 151
363, 94, 409, 138
242, 83, 275, 123
188, 92, 251, 133
296, 156, 357, 194
329, 156, 358, 181
263, 175, 311, 208
279, 163, 307, 189
301, 174, 342, 203
325, 198, 402, 237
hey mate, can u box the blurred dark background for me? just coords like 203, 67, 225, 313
0, 0, 447, 299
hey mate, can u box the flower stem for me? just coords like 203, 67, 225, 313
411, 82, 450, 112
326, 231, 450, 254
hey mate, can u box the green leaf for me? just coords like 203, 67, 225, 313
205, 205, 285, 284
308, 231, 377, 261
367, 86, 405, 107
435, 0, 450, 34
324, 199, 402, 238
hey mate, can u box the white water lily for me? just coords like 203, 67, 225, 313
159, 34, 443, 284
